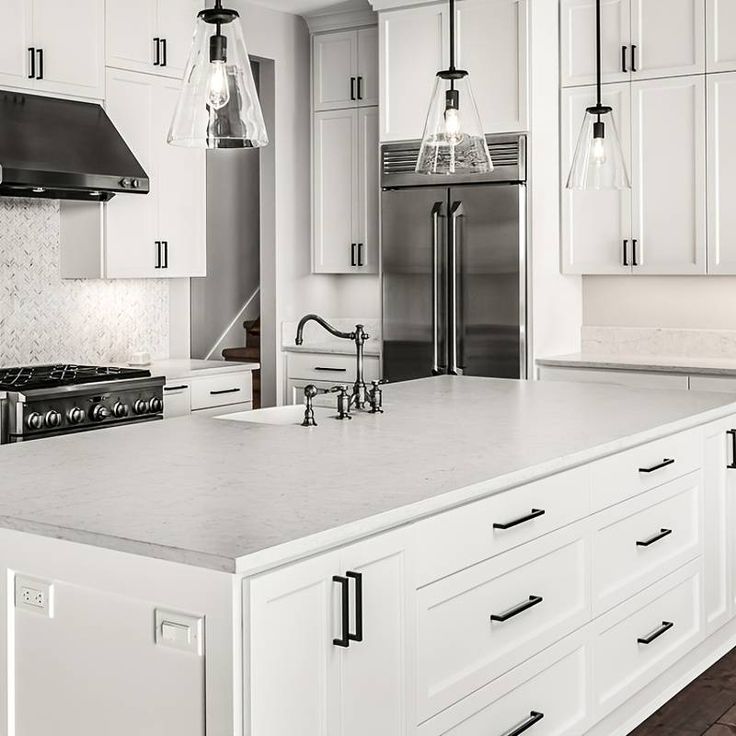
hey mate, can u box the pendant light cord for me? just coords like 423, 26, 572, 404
449, 0, 456, 71
595, 0, 602, 113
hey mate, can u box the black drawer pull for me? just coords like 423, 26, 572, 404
493, 508, 546, 531
164, 384, 189, 392
210, 388, 241, 395
350, 76, 356, 100
491, 595, 543, 623
638, 620, 673, 645
314, 367, 347, 372
727, 429, 736, 469
622, 45, 628, 73
638, 458, 674, 474
346, 571, 363, 643
636, 528, 672, 547
631, 44, 638, 72
505, 711, 545, 736
36, 48, 43, 80
333, 575, 350, 647
28, 47, 35, 78
153, 37, 160, 65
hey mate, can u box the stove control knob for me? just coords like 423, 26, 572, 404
44, 410, 62, 428
112, 401, 129, 418
67, 407, 85, 424
26, 412, 43, 430
133, 399, 150, 415
149, 397, 163, 413
90, 404, 111, 422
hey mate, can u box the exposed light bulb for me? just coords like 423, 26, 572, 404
444, 107, 462, 143
207, 60, 230, 110
591, 135, 606, 165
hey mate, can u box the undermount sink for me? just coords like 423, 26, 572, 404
215, 404, 335, 426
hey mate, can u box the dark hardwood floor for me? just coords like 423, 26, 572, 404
629, 648, 736, 735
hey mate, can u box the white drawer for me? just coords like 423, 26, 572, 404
592, 561, 703, 718
416, 526, 589, 722
592, 473, 702, 614
418, 641, 589, 736
415, 466, 591, 586
287, 352, 380, 382
162, 382, 191, 418
591, 428, 702, 510
190, 371, 253, 410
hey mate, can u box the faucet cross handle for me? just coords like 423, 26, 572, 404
369, 379, 388, 414
331, 385, 352, 420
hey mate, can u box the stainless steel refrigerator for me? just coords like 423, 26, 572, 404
381, 133, 527, 383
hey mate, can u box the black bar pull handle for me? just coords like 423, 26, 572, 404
638, 620, 673, 645
333, 575, 350, 647
314, 366, 348, 373
623, 239, 629, 266
727, 429, 736, 469
638, 458, 675, 474
636, 528, 673, 547
357, 243, 364, 267
491, 595, 543, 623
622, 45, 628, 73
162, 241, 169, 269
164, 384, 189, 392
351, 243, 356, 267
505, 711, 545, 736
631, 44, 638, 72
161, 38, 167, 67
350, 76, 356, 101
28, 47, 35, 78
346, 571, 363, 643
210, 388, 241, 396
36, 48, 43, 80
632, 238, 639, 266
155, 241, 162, 269
154, 37, 160, 65
493, 508, 546, 531
357, 75, 363, 100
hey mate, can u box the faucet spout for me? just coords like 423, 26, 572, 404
295, 314, 355, 346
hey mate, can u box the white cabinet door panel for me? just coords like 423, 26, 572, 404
357, 106, 379, 274
631, 0, 705, 78
707, 73, 736, 274
0, 0, 33, 90
456, 0, 528, 133
313, 31, 357, 112
106, 0, 158, 75
707, 0, 736, 72
631, 76, 706, 274
561, 83, 632, 274
157, 0, 198, 79
357, 27, 379, 108
560, 0, 631, 87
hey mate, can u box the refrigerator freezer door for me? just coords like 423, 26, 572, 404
382, 187, 448, 382
450, 184, 525, 379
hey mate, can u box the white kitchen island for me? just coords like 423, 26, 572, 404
2, 376, 736, 736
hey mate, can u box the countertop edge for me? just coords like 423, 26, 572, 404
535, 355, 736, 377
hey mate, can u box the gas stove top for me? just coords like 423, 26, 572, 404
0, 364, 165, 443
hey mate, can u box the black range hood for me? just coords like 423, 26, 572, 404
0, 91, 149, 202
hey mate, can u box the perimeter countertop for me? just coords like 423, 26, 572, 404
1, 376, 735, 574
144, 359, 260, 380
282, 344, 381, 357
537, 353, 736, 377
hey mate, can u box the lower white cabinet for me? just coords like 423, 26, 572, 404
162, 370, 253, 418
247, 528, 413, 736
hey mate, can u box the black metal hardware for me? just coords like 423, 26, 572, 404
636, 528, 673, 547
638, 458, 675, 474
331, 385, 353, 420
491, 595, 543, 623
161, 38, 168, 67
357, 75, 363, 100
315, 367, 347, 373
638, 620, 674, 645
357, 243, 364, 267
154, 37, 160, 65
333, 575, 350, 647
210, 388, 241, 396
155, 241, 162, 269
493, 508, 546, 531
727, 429, 736, 469
36, 48, 43, 80
632, 238, 639, 266
162, 240, 169, 269
28, 47, 35, 79
350, 76, 356, 101
622, 45, 628, 73
631, 44, 638, 72
164, 384, 189, 392
623, 239, 629, 266
346, 571, 363, 642
504, 711, 545, 736
351, 243, 357, 266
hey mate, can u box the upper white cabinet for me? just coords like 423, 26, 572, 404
106, 0, 198, 80
561, 0, 705, 87
313, 27, 378, 111
706, 0, 736, 72
0, 0, 103, 98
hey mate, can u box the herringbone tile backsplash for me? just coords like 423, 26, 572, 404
0, 198, 169, 366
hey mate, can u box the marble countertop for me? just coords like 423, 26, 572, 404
142, 359, 260, 380
537, 353, 736, 377
1, 376, 734, 575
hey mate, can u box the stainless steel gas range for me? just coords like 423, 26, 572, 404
0, 365, 165, 443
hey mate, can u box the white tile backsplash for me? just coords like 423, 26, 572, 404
0, 198, 169, 366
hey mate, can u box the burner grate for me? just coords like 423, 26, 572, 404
0, 364, 151, 391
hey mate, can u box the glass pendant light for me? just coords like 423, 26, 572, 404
415, 0, 492, 175
566, 0, 629, 189
168, 0, 268, 149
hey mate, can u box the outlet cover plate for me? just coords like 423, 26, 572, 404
15, 575, 54, 617
154, 609, 203, 655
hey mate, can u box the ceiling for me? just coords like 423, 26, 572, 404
249, 0, 371, 16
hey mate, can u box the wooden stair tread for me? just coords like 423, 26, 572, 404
222, 346, 260, 362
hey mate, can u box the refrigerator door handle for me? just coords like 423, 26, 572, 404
431, 201, 445, 375
449, 201, 465, 375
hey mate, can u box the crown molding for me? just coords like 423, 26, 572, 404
305, 0, 377, 32
369, 0, 442, 11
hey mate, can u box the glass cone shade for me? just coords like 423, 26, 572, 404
566, 108, 629, 190
416, 74, 493, 175
168, 13, 268, 149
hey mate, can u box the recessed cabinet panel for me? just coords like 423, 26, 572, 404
356, 106, 379, 274
707, 0, 736, 72
455, 0, 528, 132
106, 0, 158, 75
561, 83, 632, 274
560, 0, 631, 87
630, 75, 706, 274
357, 27, 379, 108
0, 0, 33, 89
313, 31, 358, 112
156, 0, 197, 79
631, 0, 705, 79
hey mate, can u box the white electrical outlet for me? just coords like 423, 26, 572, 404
15, 575, 54, 617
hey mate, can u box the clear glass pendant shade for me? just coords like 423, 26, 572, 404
168, 12, 268, 149
566, 107, 630, 190
415, 74, 493, 175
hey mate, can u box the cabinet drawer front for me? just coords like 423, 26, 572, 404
592, 473, 702, 614
591, 428, 702, 510
287, 352, 380, 382
416, 466, 590, 586
163, 383, 191, 418
190, 372, 252, 410
418, 644, 588, 736
416, 528, 589, 721
593, 563, 703, 717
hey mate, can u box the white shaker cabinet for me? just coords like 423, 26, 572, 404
630, 75, 706, 274
707, 0, 736, 72
106, 0, 197, 80
0, 0, 33, 91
